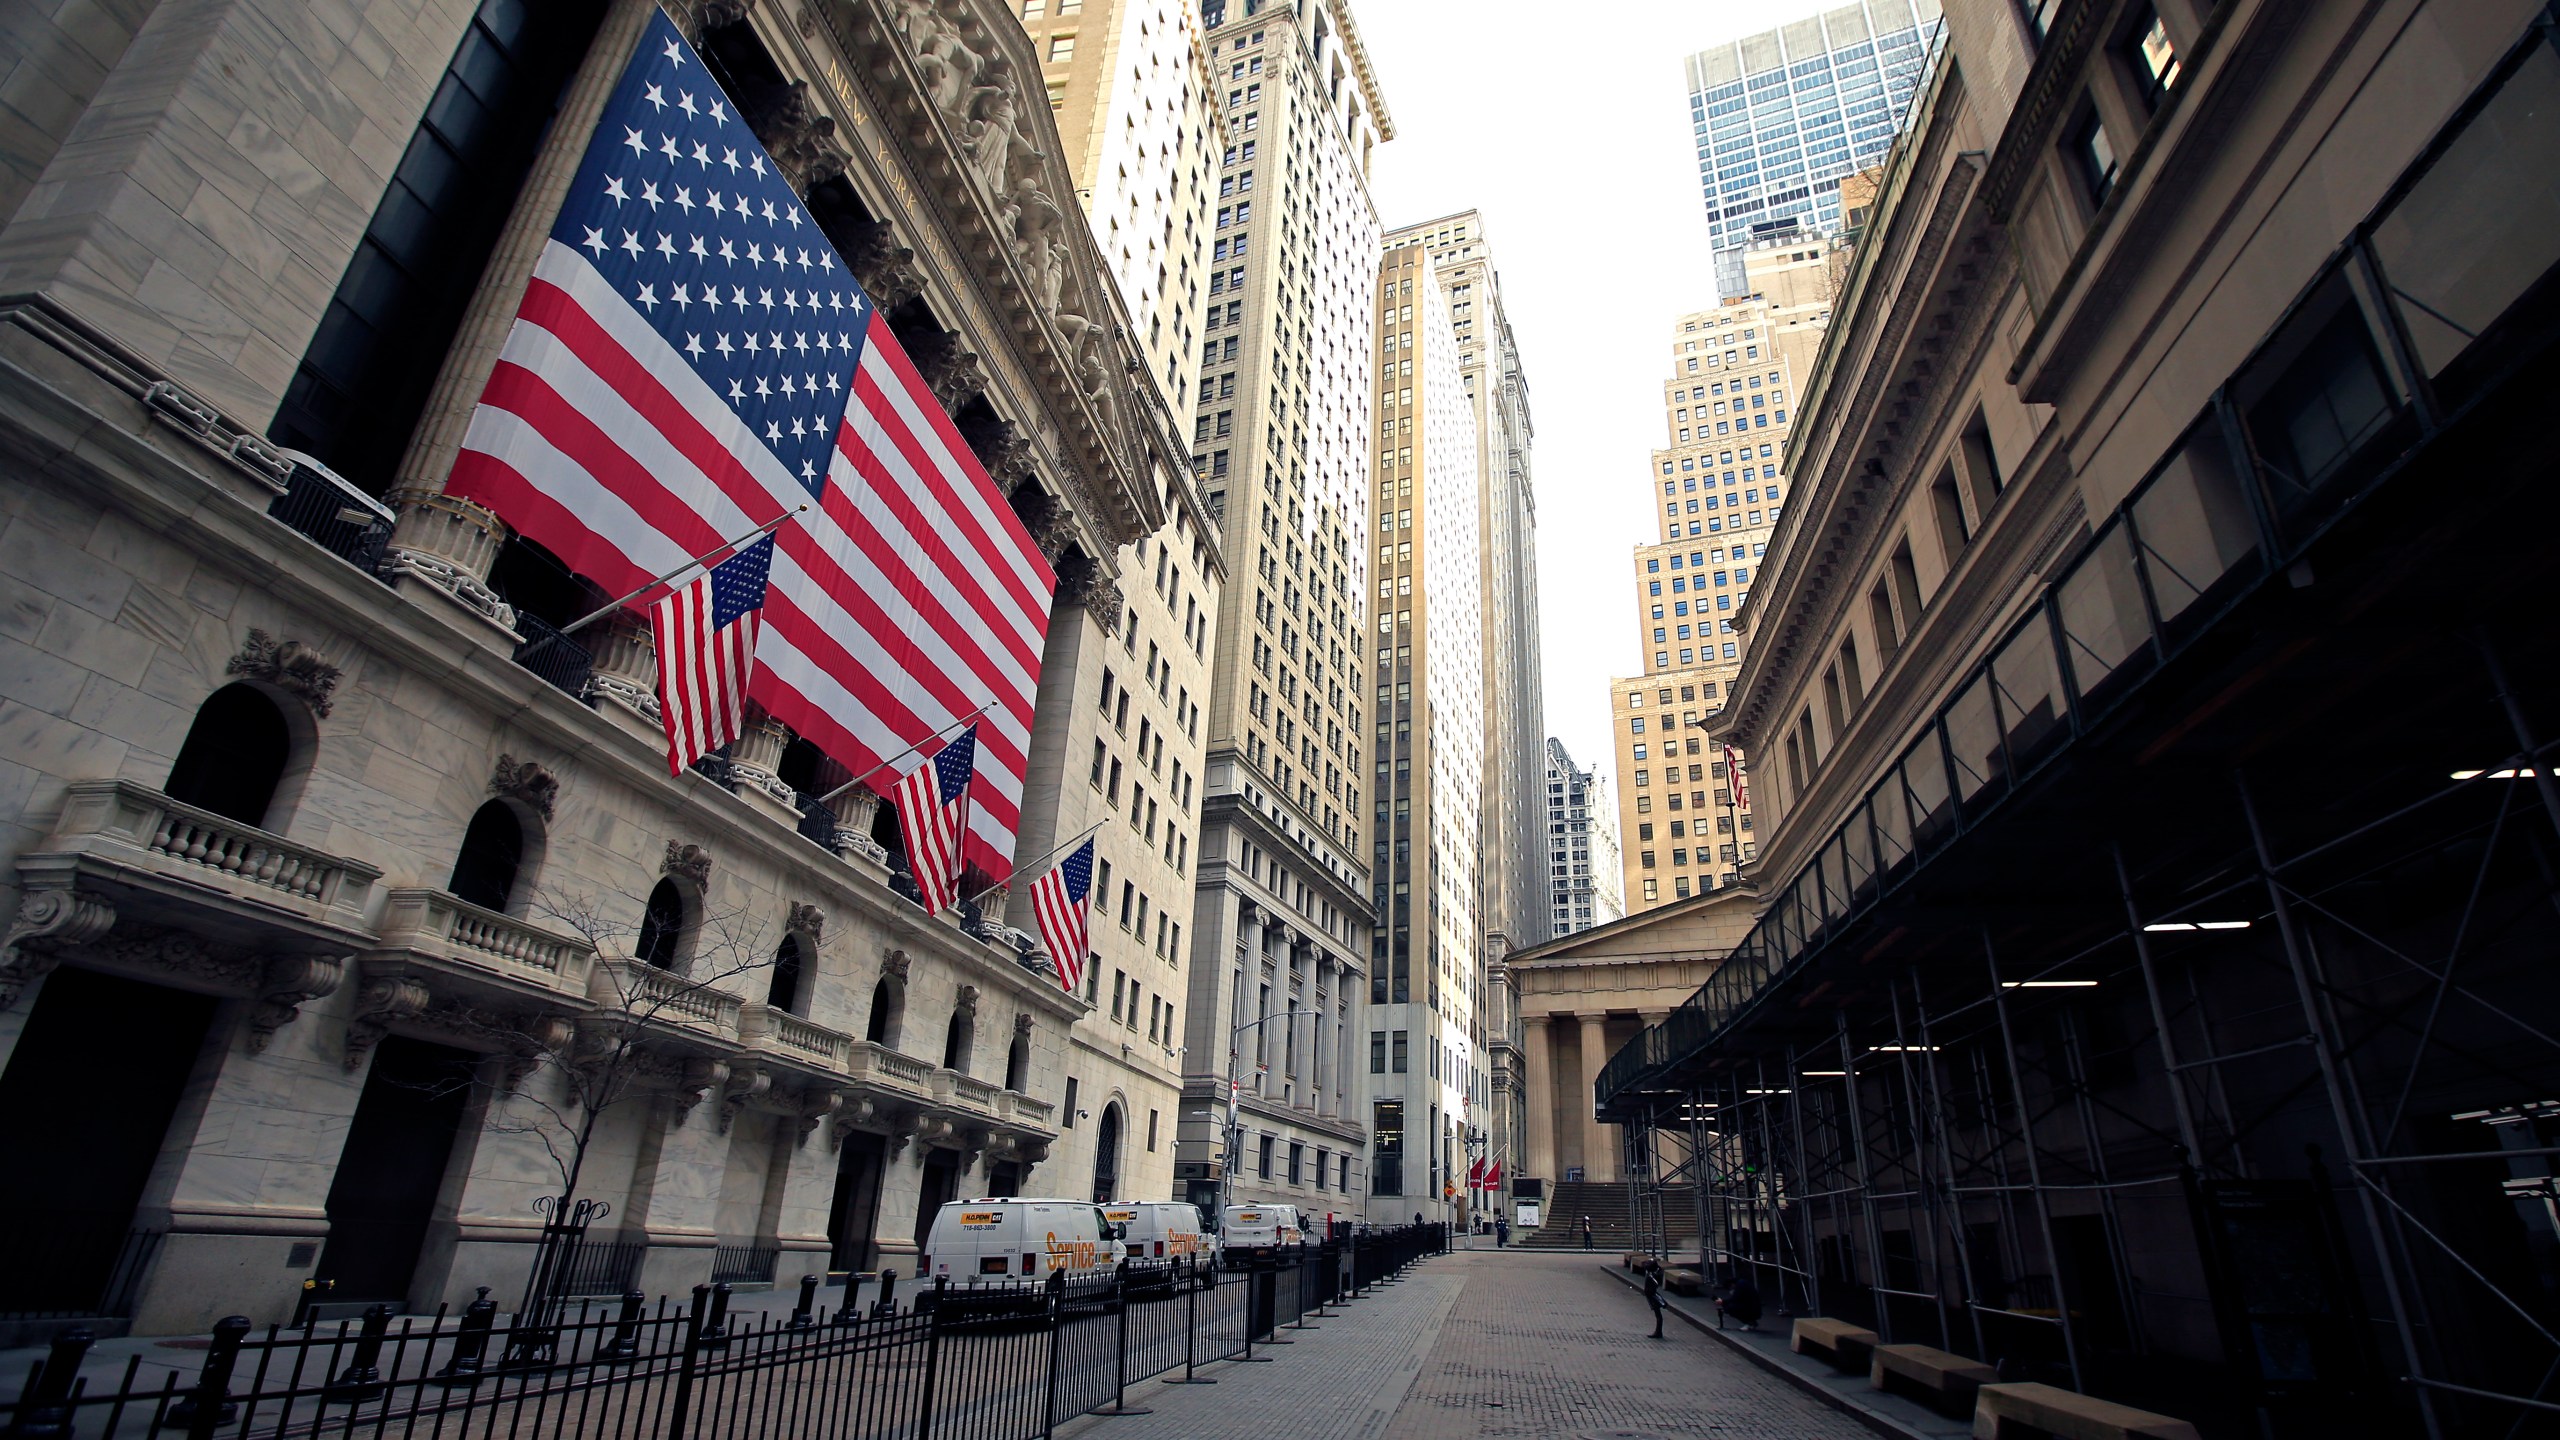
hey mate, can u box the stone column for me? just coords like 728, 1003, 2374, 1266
386, 0, 659, 527
870, 1133, 929, 1269
1522, 1015, 1556, 1183
1578, 1014, 1615, 1184
1310, 957, 1331, 1115
1234, 901, 1265, 1044
626, 1088, 729, 1297
1288, 946, 1314, 1108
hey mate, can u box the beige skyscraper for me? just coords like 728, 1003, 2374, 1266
1019, 0, 1225, 412
1608, 238, 1842, 915
1174, 0, 1391, 1220
1366, 233, 1485, 1224
1380, 212, 1546, 966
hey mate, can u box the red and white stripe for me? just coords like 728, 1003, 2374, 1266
451, 242, 1053, 883
648, 570, 759, 775
1032, 873, 1091, 997
888, 752, 966, 916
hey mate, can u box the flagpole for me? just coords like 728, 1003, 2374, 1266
518, 506, 807, 660
565, 507, 807, 636
961, 817, 1108, 911
815, 699, 1000, 806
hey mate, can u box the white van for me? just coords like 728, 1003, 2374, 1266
1104, 1200, 1206, 1285
920, 1197, 1123, 1294
1219, 1202, 1306, 1267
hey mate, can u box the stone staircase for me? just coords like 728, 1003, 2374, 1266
1517, 1181, 1700, 1251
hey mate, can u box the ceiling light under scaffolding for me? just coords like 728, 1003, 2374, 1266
2003, 980, 2100, 988
2144, 920, 2252, 932
2452, 768, 2540, 779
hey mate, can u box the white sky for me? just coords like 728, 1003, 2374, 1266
1351, 0, 1768, 775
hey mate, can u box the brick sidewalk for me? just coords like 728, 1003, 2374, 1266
1060, 1250, 1877, 1440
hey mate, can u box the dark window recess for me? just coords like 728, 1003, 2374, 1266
271, 0, 608, 496
768, 936, 805, 1013
637, 879, 687, 970
165, 683, 291, 828
447, 800, 526, 912
2069, 106, 2118, 210
2123, 8, 2181, 111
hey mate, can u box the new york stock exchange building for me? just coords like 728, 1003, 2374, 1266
0, 0, 1217, 1338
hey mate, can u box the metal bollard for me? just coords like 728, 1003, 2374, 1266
12, 1326, 94, 1439
434, 1288, 498, 1384
170, 1315, 250, 1438
789, 1273, 821, 1330
323, 1303, 396, 1402
599, 1290, 648, 1361
832, 1273, 868, 1327
872, 1268, 901, 1318
698, 1282, 734, 1350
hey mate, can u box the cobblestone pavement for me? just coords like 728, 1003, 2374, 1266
1060, 1249, 1876, 1440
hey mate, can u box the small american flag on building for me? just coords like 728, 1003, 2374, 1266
649, 533, 775, 774
1030, 836, 1096, 995
890, 725, 978, 914
1723, 743, 1749, 811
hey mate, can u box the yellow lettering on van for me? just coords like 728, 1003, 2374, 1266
1043, 1230, 1101, 1270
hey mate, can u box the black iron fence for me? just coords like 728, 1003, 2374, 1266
0, 1226, 1448, 1439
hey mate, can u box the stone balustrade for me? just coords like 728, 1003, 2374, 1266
590, 957, 744, 1040
49, 780, 380, 917
738, 1001, 854, 1072
372, 888, 594, 997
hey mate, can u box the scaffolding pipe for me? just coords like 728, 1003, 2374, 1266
2116, 845, 2207, 1166
1984, 928, 2087, 1394
1787, 1044, 1822, 1319
1838, 1012, 1894, 1342
1889, 981, 1954, 1351
2238, 770, 2444, 1440
1912, 969, 1990, 1361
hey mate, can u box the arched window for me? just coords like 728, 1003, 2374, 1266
1005, 1030, 1029, 1092
1092, 1102, 1123, 1203
867, 976, 904, 1046
447, 800, 525, 912
636, 879, 688, 970
768, 935, 805, 1014
164, 684, 291, 827
942, 1009, 974, 1074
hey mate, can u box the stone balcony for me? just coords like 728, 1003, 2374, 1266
737, 1001, 855, 1076
3, 780, 382, 1046
587, 957, 745, 1047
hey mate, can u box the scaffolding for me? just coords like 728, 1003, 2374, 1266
1602, 21, 2560, 1434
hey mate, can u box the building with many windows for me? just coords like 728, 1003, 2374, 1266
0, 0, 1195, 1335
1363, 232, 1485, 1226
1607, 241, 1841, 914
1544, 740, 1623, 938
1683, 0, 1938, 297
1174, 0, 1388, 1224
1011, 0, 1230, 1206
1382, 212, 1546, 964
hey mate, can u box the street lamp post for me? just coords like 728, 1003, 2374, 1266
1218, 1012, 1291, 1222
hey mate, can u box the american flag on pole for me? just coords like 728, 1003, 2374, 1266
889, 725, 978, 914
1723, 744, 1749, 810
447, 13, 1053, 883
649, 533, 774, 774
1030, 836, 1096, 995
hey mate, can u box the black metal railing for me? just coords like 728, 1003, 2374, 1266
709, 1246, 778, 1286
266, 457, 394, 578
0, 1227, 1449, 1440
0, 1224, 162, 1320
1598, 24, 2560, 1115
509, 612, 594, 699
793, 790, 838, 850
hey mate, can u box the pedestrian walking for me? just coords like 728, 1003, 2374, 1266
1580, 1214, 1594, 1250
1495, 1217, 1509, 1248
1642, 1260, 1667, 1340
1722, 1273, 1764, 1332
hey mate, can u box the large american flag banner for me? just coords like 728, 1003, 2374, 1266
650, 532, 773, 773
890, 725, 977, 914
1030, 836, 1096, 995
449, 12, 1054, 883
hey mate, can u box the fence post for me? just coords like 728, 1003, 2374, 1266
13, 1326, 94, 1438
663, 1286, 709, 1440
323, 1304, 395, 1403
914, 1277, 948, 1440
601, 1290, 647, 1361
1164, 1256, 1216, 1385
1042, 1271, 1066, 1440
171, 1315, 249, 1439
434, 1288, 499, 1384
